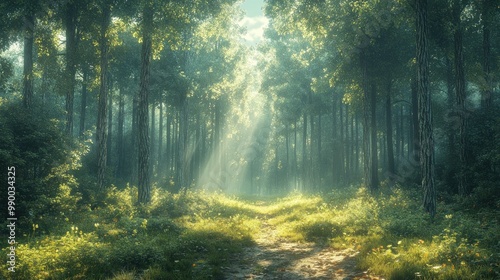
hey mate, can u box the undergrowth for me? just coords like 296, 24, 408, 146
266, 186, 500, 280
1, 187, 260, 280
1, 185, 499, 279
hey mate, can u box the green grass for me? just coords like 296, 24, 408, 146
1, 185, 499, 279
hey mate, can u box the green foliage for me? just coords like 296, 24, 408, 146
0, 101, 88, 232
261, 187, 499, 280
1, 188, 259, 280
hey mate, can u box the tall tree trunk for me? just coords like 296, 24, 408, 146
285, 123, 290, 189
79, 66, 88, 137
22, 5, 35, 109
131, 95, 138, 184
445, 56, 456, 186
453, 0, 467, 195
416, 0, 436, 217
107, 77, 113, 169
386, 82, 395, 181
138, 3, 152, 203
294, 121, 298, 189
302, 111, 307, 190
65, 1, 77, 135
345, 104, 350, 182
339, 98, 345, 182
158, 102, 163, 173
150, 104, 156, 182
361, 50, 372, 190
411, 79, 420, 166
481, 0, 492, 108
117, 86, 125, 178
332, 93, 338, 184
355, 112, 360, 179
370, 82, 379, 191
317, 114, 322, 188
166, 112, 171, 174
178, 100, 189, 190
97, 4, 111, 189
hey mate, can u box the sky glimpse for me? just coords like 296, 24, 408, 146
239, 0, 268, 46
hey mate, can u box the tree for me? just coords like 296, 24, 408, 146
137, 1, 152, 203
97, 2, 111, 189
416, 0, 436, 217
64, 0, 78, 135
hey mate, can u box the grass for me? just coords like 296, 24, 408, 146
1, 185, 499, 279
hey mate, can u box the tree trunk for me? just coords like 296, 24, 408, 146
79, 66, 88, 137
22, 6, 35, 109
131, 95, 138, 184
151, 104, 156, 182
332, 92, 338, 184
481, 0, 492, 108
138, 3, 152, 203
117, 86, 125, 178
361, 50, 372, 190
166, 112, 171, 174
453, 0, 467, 196
370, 82, 379, 192
285, 123, 290, 189
302, 111, 307, 190
416, 0, 436, 217
355, 112, 360, 179
294, 121, 298, 189
107, 77, 113, 169
386, 82, 395, 181
96, 4, 110, 189
339, 98, 345, 182
345, 104, 350, 182
158, 102, 163, 173
411, 79, 420, 166
178, 100, 189, 190
317, 114, 322, 188
65, 1, 77, 135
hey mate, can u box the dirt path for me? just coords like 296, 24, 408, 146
223, 219, 382, 280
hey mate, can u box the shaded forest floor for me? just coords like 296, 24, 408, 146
2, 186, 499, 279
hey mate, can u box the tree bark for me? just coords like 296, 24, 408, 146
79, 66, 88, 137
416, 0, 436, 217
158, 102, 163, 173
481, 0, 492, 108
117, 86, 125, 178
302, 111, 307, 190
370, 82, 379, 191
361, 50, 372, 190
150, 104, 156, 182
97, 4, 111, 189
107, 76, 113, 169
386, 82, 395, 181
138, 3, 153, 203
453, 0, 467, 195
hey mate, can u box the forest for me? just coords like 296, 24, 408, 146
0, 0, 499, 279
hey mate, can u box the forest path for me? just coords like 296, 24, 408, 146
222, 201, 381, 280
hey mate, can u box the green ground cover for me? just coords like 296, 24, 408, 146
1, 186, 499, 279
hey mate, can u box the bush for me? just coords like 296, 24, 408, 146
0, 101, 88, 234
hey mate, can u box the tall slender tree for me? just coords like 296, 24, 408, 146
416, 0, 436, 217
64, 0, 78, 135
137, 1, 153, 203
97, 2, 111, 189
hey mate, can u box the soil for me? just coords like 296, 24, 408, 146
222, 220, 383, 280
